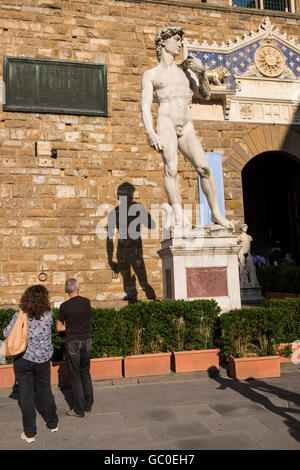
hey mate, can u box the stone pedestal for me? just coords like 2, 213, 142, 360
240, 287, 265, 305
157, 226, 241, 312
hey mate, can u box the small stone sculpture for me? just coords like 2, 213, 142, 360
237, 224, 260, 288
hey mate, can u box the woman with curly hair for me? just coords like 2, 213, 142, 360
3, 285, 58, 443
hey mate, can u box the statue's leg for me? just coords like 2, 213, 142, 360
157, 118, 182, 225
179, 123, 234, 229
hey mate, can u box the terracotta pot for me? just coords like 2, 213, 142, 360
0, 363, 15, 388
0, 357, 123, 388
173, 349, 220, 373
229, 355, 280, 380
89, 357, 123, 380
123, 352, 171, 377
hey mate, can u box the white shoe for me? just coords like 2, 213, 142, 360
21, 432, 35, 443
50, 427, 58, 432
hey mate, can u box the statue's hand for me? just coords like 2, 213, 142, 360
186, 54, 205, 74
147, 131, 164, 152
110, 261, 119, 274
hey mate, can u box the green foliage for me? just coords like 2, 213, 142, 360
219, 306, 290, 359
90, 308, 126, 359
0, 309, 18, 343
0, 308, 18, 364
119, 299, 221, 355
2, 298, 300, 363
168, 299, 221, 352
120, 301, 177, 355
51, 308, 65, 361
257, 266, 300, 294
0, 299, 221, 360
265, 298, 300, 344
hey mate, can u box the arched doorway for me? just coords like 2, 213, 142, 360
242, 151, 300, 264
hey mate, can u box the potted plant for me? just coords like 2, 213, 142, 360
122, 302, 173, 378
171, 299, 221, 374
266, 298, 300, 363
219, 307, 284, 380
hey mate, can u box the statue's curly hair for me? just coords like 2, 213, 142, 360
19, 284, 51, 320
155, 26, 184, 60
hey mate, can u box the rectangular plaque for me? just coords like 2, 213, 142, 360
3, 56, 107, 116
186, 267, 228, 298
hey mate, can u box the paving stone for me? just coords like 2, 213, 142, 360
149, 422, 211, 442
211, 402, 266, 417
1, 371, 300, 450
175, 432, 259, 450
123, 407, 179, 427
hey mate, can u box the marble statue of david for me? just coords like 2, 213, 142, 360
141, 26, 234, 230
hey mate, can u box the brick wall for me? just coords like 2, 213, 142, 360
0, 0, 299, 307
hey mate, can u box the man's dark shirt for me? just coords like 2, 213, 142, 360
58, 295, 91, 342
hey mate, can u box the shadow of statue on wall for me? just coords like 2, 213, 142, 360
106, 182, 156, 304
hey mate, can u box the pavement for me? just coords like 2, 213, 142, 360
1, 362, 300, 451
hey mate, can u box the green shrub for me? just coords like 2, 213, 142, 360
0, 309, 18, 343
219, 307, 286, 359
265, 298, 300, 344
257, 266, 300, 294
168, 299, 221, 352
0, 299, 221, 360
90, 308, 126, 358
119, 299, 221, 355
120, 301, 177, 355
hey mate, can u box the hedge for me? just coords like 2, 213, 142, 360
0, 299, 221, 360
219, 298, 300, 359
218, 307, 287, 359
264, 298, 300, 344
257, 266, 300, 294
2, 298, 300, 362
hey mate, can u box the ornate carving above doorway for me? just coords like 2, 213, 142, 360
183, 18, 300, 123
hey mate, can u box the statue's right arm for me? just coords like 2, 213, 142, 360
141, 70, 164, 152
106, 210, 117, 271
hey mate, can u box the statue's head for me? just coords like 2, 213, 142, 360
155, 26, 184, 60
239, 223, 248, 232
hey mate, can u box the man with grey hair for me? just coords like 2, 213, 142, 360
57, 278, 93, 417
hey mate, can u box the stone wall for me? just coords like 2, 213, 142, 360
0, 0, 300, 308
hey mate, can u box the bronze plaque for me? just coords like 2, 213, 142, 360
3, 57, 107, 116
186, 267, 228, 298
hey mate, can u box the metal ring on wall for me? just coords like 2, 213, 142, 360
38, 271, 47, 282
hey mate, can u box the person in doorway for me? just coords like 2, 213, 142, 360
252, 251, 266, 270
56, 278, 93, 417
284, 252, 297, 266
269, 246, 284, 266
3, 285, 58, 443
